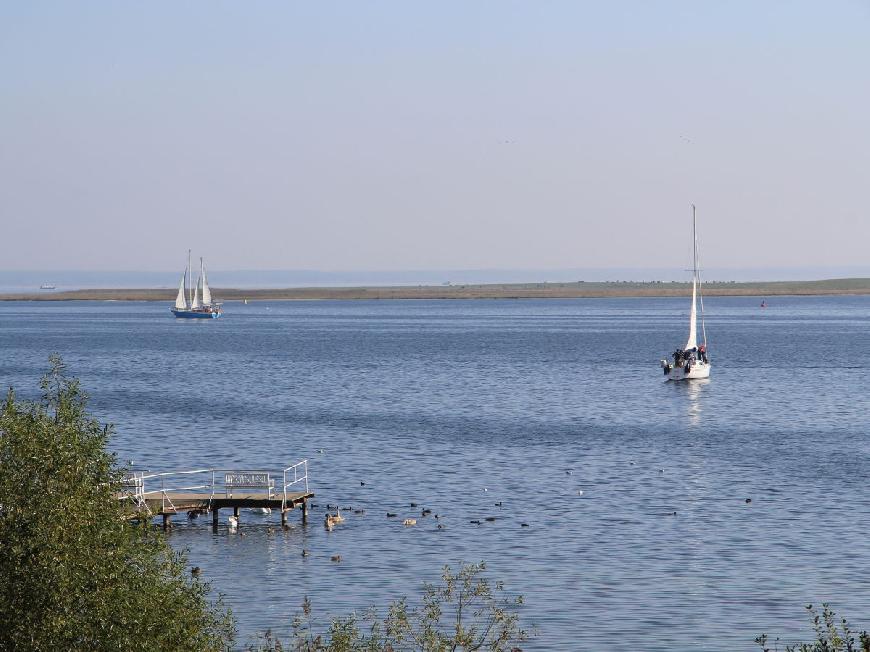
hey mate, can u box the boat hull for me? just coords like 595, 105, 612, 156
664, 362, 711, 382
171, 309, 222, 319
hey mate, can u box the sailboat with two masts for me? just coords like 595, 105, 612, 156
660, 205, 710, 380
171, 251, 222, 319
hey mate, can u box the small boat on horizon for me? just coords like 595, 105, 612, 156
660, 205, 711, 381
39, 283, 56, 290
171, 251, 222, 319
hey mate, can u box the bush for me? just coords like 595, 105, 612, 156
757, 604, 870, 652
248, 561, 528, 651
0, 356, 234, 651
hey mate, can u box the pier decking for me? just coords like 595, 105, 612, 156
119, 460, 313, 529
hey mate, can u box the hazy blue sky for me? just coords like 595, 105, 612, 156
1, 2, 868, 273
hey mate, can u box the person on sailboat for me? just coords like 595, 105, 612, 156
698, 343, 708, 363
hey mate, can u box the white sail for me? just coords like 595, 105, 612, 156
191, 277, 201, 309
174, 274, 188, 310
201, 258, 212, 306
685, 205, 699, 351
685, 274, 698, 350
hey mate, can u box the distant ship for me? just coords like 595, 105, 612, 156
171, 251, 222, 319
39, 283, 56, 290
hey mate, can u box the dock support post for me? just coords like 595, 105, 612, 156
281, 510, 288, 527
233, 506, 240, 522
212, 508, 219, 531
162, 514, 171, 531
301, 499, 308, 525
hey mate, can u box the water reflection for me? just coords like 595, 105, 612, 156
670, 378, 709, 426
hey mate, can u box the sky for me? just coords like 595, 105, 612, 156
1, 2, 868, 274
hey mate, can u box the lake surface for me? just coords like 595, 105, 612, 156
3, 296, 870, 650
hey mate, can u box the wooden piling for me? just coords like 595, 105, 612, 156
301, 498, 308, 525
212, 507, 219, 531
162, 513, 171, 531
281, 510, 288, 527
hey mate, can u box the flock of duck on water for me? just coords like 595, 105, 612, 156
191, 482, 525, 559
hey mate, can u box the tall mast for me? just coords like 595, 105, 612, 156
694, 205, 708, 348
188, 249, 192, 307
692, 205, 697, 279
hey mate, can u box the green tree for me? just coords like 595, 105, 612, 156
250, 561, 529, 651
0, 355, 234, 651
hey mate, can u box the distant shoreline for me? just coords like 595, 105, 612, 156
4, 278, 870, 301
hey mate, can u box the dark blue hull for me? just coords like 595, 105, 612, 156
171, 309, 222, 319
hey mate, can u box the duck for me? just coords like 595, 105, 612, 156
403, 518, 417, 526
324, 509, 345, 529
330, 555, 342, 563
191, 566, 201, 577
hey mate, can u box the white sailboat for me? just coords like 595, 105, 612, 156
661, 205, 710, 380
170, 250, 223, 319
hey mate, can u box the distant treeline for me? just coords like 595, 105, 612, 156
4, 278, 870, 301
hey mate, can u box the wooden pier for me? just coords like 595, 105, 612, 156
119, 461, 313, 530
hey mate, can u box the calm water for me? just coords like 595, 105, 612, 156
3, 297, 870, 650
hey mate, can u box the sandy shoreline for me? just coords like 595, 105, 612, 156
4, 279, 870, 301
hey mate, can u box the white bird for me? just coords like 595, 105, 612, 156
251, 507, 271, 515
227, 515, 238, 529
403, 518, 417, 526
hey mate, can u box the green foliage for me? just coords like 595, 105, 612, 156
757, 604, 870, 652
0, 355, 234, 651
249, 561, 528, 651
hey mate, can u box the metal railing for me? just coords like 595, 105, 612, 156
120, 460, 310, 513
120, 468, 213, 513
282, 460, 309, 511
